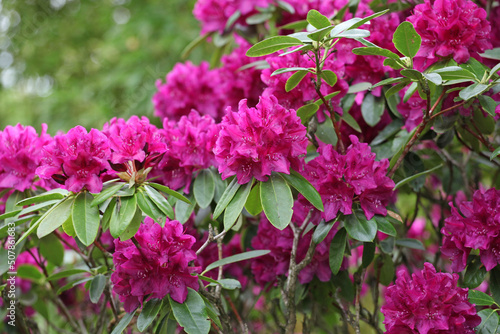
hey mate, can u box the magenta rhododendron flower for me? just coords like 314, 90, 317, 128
36, 126, 110, 193
304, 135, 394, 220
407, 0, 492, 66
193, 0, 273, 34
152, 110, 219, 192
153, 61, 225, 122
382, 262, 480, 334
0, 123, 52, 191
111, 217, 199, 312
214, 95, 308, 184
441, 188, 500, 272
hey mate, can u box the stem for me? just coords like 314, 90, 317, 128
353, 269, 366, 334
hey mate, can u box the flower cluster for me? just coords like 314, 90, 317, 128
152, 110, 219, 192
441, 188, 500, 272
36, 126, 110, 193
304, 135, 394, 221
214, 95, 308, 184
407, 0, 492, 67
381, 263, 480, 334
111, 218, 198, 312
153, 61, 225, 122
0, 124, 53, 191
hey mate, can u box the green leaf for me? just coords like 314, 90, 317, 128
296, 103, 319, 124
72, 191, 100, 246
379, 254, 395, 286
213, 178, 241, 220
480, 48, 500, 60
149, 183, 191, 204
91, 182, 124, 207
392, 21, 421, 58
138, 298, 163, 332
352, 47, 401, 62
316, 117, 338, 146
137, 191, 165, 224
339, 111, 361, 133
39, 234, 64, 266
459, 83, 489, 101
203, 298, 222, 330
207, 278, 242, 290
306, 9, 331, 29
16, 188, 68, 207
278, 19, 308, 31
246, 12, 272, 25
491, 147, 500, 161
477, 309, 500, 334
329, 228, 346, 275
193, 169, 215, 209
56, 277, 93, 295
307, 26, 335, 41
280, 169, 323, 211
335, 29, 370, 38
380, 236, 395, 254
344, 210, 377, 242
371, 77, 405, 89
383, 58, 404, 70
373, 216, 397, 237
395, 238, 424, 250
385, 81, 409, 99
362, 242, 375, 268
246, 36, 303, 57
17, 264, 44, 283
321, 70, 337, 86
224, 179, 253, 231
119, 208, 143, 241
394, 164, 443, 189
111, 309, 137, 334
260, 173, 294, 230
347, 82, 372, 94
174, 195, 196, 224
245, 182, 262, 216
464, 259, 487, 289
169, 288, 210, 334
361, 94, 385, 127
202, 250, 270, 275
371, 119, 404, 146
110, 195, 138, 238
469, 290, 495, 306
145, 185, 174, 219
47, 268, 89, 281
423, 72, 443, 85
312, 219, 335, 244
286, 70, 309, 92
272, 67, 312, 76
36, 197, 74, 239
479, 95, 498, 117
0, 208, 21, 221
315, 91, 341, 106
181, 32, 211, 60
400, 69, 424, 81
433, 66, 478, 81
491, 267, 500, 306
89, 274, 106, 304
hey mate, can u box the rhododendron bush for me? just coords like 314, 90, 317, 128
2, 0, 500, 333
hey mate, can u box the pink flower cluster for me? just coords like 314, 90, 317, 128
407, 0, 492, 66
0, 124, 53, 191
214, 95, 308, 184
36, 126, 110, 193
441, 188, 500, 272
304, 135, 394, 221
111, 218, 198, 312
152, 111, 219, 192
381, 262, 480, 334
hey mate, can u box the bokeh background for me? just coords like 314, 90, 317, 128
0, 0, 211, 133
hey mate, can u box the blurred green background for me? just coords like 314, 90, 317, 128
0, 0, 208, 133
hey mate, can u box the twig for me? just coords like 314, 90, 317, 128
196, 225, 227, 255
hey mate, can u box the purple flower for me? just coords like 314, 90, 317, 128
0, 124, 53, 191
36, 126, 110, 193
382, 263, 481, 334
408, 0, 492, 67
441, 188, 500, 272
152, 110, 219, 192
153, 61, 225, 122
111, 218, 199, 312
214, 95, 308, 184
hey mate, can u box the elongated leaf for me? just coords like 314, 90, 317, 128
246, 12, 272, 25
91, 183, 124, 207
329, 228, 346, 275
145, 185, 174, 219
336, 29, 370, 38
246, 36, 303, 57
348, 9, 389, 30
423, 72, 442, 85
352, 47, 401, 61
174, 195, 196, 224
464, 259, 487, 289
37, 197, 74, 239
344, 210, 377, 242
245, 183, 262, 216
469, 290, 495, 306
361, 94, 385, 127
316, 117, 338, 146
72, 191, 100, 246
136, 191, 165, 224
459, 83, 489, 101
286, 70, 309, 92
362, 242, 376, 268
16, 188, 68, 207
207, 279, 242, 290
313, 219, 335, 244
56, 276, 93, 295
433, 66, 478, 81
371, 77, 405, 89
395, 238, 424, 250
392, 21, 421, 58
111, 309, 137, 334
307, 26, 335, 41
394, 164, 443, 189
479, 95, 498, 117
149, 182, 191, 204
89, 274, 106, 304
213, 178, 241, 219
314, 91, 341, 106
138, 298, 163, 332
119, 208, 143, 240
48, 268, 90, 281
202, 250, 270, 275
193, 169, 215, 209
224, 179, 253, 231
385, 81, 409, 98
272, 67, 311, 76
296, 103, 319, 124
110, 195, 138, 238
203, 298, 222, 330
374, 216, 397, 236
490, 147, 500, 161
307, 9, 330, 29
17, 264, 44, 282
169, 289, 210, 334
401, 69, 424, 81
321, 70, 337, 86
347, 82, 372, 94
340, 111, 362, 133
0, 209, 21, 221
39, 234, 64, 266
477, 309, 500, 334
261, 173, 293, 230
280, 169, 323, 211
